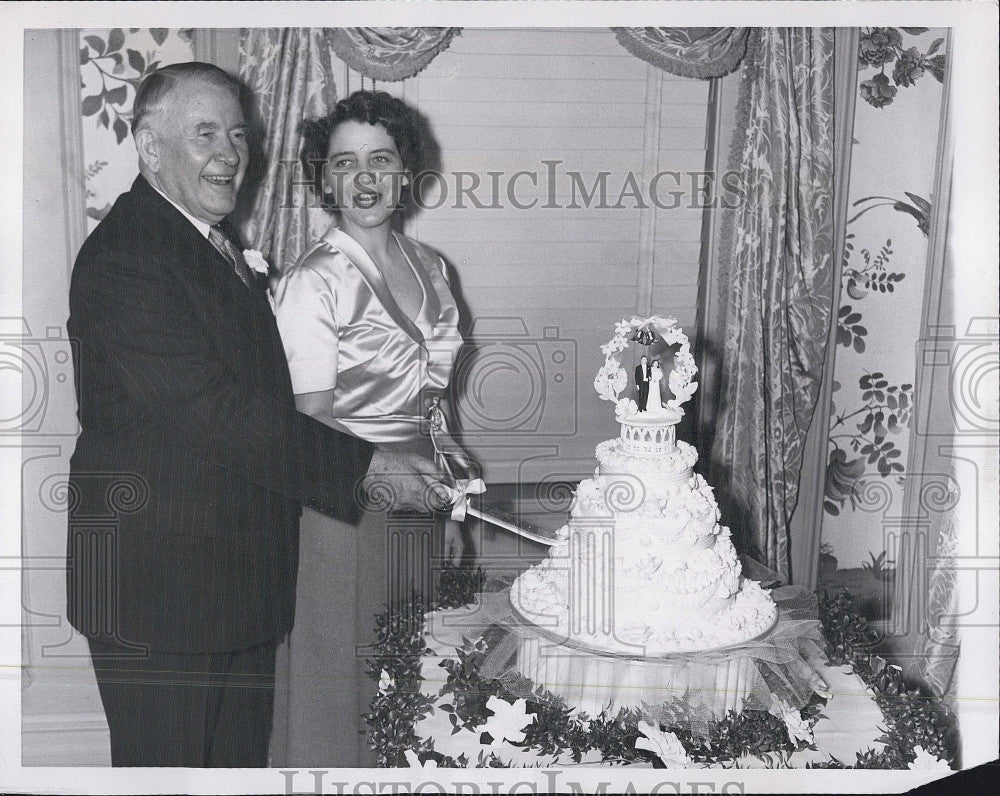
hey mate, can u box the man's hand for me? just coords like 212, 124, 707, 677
361, 448, 451, 513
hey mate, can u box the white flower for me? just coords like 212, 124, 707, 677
433, 726, 490, 763
594, 364, 627, 402
576, 478, 603, 503
242, 248, 270, 275
594, 372, 616, 402
908, 746, 951, 771
615, 319, 634, 337
378, 669, 394, 692
768, 694, 814, 746
598, 358, 620, 376
482, 696, 535, 747
609, 367, 627, 393
403, 749, 437, 768
636, 721, 695, 767
616, 397, 639, 418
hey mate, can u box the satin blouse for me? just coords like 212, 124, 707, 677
274, 226, 462, 445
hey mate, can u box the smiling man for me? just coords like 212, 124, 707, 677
66, 62, 444, 767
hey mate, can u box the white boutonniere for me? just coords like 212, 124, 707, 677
243, 248, 275, 311
242, 249, 270, 276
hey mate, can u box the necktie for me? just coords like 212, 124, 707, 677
208, 226, 253, 289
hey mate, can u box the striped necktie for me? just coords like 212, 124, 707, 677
208, 225, 253, 289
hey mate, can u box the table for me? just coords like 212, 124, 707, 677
386, 600, 888, 768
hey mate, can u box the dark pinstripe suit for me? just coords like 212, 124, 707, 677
66, 176, 374, 764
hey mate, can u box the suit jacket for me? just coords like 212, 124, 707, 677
66, 176, 375, 654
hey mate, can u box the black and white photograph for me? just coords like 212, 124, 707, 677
2, 1, 997, 794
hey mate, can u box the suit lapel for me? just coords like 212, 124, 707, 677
129, 178, 260, 368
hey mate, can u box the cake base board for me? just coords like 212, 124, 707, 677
509, 596, 779, 658
500, 586, 826, 723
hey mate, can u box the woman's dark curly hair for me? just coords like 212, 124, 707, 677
299, 90, 422, 211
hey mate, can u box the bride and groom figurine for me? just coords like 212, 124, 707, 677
634, 355, 664, 412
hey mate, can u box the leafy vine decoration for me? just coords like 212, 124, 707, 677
79, 28, 194, 144
825, 372, 913, 516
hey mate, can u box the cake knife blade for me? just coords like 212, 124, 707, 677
463, 500, 559, 546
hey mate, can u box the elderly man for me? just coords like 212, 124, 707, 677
66, 62, 443, 767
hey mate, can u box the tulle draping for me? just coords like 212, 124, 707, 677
425, 584, 829, 740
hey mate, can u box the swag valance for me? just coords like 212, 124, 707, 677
326, 27, 460, 82
324, 26, 751, 83
613, 27, 751, 79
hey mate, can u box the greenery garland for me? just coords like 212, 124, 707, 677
806, 591, 957, 769
364, 568, 957, 770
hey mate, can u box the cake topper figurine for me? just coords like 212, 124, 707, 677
634, 355, 651, 411
595, 316, 699, 421
646, 359, 664, 411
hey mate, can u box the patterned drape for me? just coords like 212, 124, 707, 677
327, 27, 459, 82
709, 29, 836, 583
919, 505, 960, 697
237, 28, 339, 275
614, 27, 750, 79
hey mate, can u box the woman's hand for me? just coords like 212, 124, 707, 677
444, 519, 464, 567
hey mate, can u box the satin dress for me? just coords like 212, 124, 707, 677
271, 226, 463, 766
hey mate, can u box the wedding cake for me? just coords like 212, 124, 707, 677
509, 317, 777, 713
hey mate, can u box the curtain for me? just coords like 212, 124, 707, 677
614, 27, 750, 79
708, 29, 837, 583
327, 27, 459, 82
237, 28, 339, 275
919, 505, 961, 697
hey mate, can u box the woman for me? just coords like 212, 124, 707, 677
271, 91, 467, 766
646, 358, 664, 412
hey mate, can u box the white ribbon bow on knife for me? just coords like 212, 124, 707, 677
442, 477, 560, 546
444, 478, 486, 521
429, 417, 559, 546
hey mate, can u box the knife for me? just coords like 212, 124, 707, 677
463, 499, 561, 546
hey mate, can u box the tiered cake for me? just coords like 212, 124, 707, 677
509, 317, 777, 714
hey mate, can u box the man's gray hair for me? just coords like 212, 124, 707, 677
131, 62, 240, 134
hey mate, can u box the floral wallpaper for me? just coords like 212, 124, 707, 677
79, 28, 195, 231
821, 28, 947, 571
